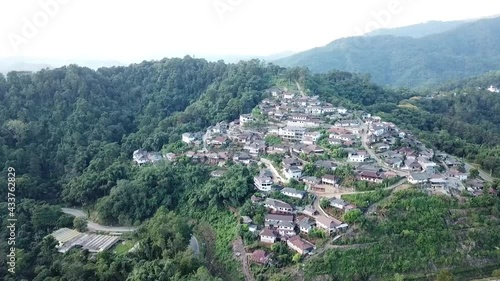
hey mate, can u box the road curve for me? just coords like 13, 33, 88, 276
189, 235, 200, 256
61, 207, 137, 233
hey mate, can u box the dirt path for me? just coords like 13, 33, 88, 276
233, 237, 254, 281
295, 80, 307, 97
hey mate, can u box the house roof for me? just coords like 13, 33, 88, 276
322, 174, 336, 181
287, 235, 314, 251
251, 250, 269, 264
359, 171, 382, 179
330, 198, 348, 207
265, 213, 294, 222
410, 172, 431, 181
316, 215, 342, 228
260, 228, 277, 237
281, 187, 306, 196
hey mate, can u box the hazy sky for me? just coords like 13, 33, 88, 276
0, 0, 499, 63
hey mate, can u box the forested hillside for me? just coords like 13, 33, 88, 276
366, 19, 469, 38
0, 57, 282, 280
275, 17, 500, 87
0, 58, 499, 280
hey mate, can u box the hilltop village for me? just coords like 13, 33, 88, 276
131, 85, 492, 264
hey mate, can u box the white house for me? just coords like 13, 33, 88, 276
281, 187, 306, 199
254, 174, 273, 192
264, 198, 294, 213
259, 228, 277, 243
408, 172, 430, 184
182, 133, 196, 144
279, 126, 306, 141
321, 175, 337, 185
284, 166, 302, 180
348, 153, 366, 162
239, 114, 255, 125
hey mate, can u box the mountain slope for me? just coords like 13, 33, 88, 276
275, 17, 500, 87
366, 19, 470, 38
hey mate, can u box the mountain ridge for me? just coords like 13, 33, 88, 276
275, 16, 500, 87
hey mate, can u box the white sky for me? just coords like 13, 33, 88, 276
0, 0, 499, 63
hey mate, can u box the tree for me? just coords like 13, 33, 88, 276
394, 273, 405, 281
73, 217, 88, 232
265, 135, 282, 146
469, 168, 479, 179
343, 209, 363, 224
320, 198, 330, 209
436, 269, 454, 281
292, 253, 302, 263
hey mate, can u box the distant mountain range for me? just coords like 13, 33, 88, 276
275, 16, 500, 87
0, 58, 124, 74
366, 19, 471, 38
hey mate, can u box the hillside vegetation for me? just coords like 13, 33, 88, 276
275, 17, 500, 87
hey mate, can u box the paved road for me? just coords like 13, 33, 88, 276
312, 178, 407, 218
360, 122, 408, 178
61, 208, 137, 233
260, 157, 287, 184
463, 162, 494, 182
189, 235, 200, 256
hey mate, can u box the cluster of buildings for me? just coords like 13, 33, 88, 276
132, 85, 485, 197
248, 196, 351, 257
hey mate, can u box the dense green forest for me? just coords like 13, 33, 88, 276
0, 57, 499, 280
275, 17, 500, 87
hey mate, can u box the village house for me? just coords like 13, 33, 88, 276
264, 198, 294, 213
287, 236, 315, 255
181, 132, 197, 144
348, 151, 368, 162
302, 176, 320, 187
302, 131, 322, 144
358, 171, 383, 183
329, 198, 357, 211
448, 169, 468, 181
244, 141, 266, 155
164, 152, 177, 162
278, 126, 306, 141
239, 114, 255, 125
277, 221, 297, 236
259, 228, 277, 243
284, 166, 302, 180
409, 172, 431, 184
265, 213, 294, 226
281, 187, 306, 199
315, 216, 346, 234
335, 120, 360, 127
337, 107, 348, 114
297, 216, 316, 234
314, 160, 337, 171
254, 170, 274, 192
132, 149, 164, 165
251, 250, 270, 265
321, 175, 337, 186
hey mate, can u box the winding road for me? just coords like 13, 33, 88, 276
61, 208, 137, 233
